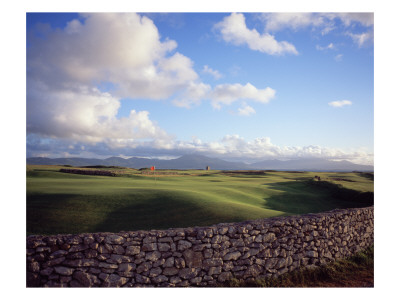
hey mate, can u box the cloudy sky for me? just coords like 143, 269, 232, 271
26, 12, 374, 165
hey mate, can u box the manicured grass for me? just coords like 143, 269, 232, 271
26, 166, 373, 235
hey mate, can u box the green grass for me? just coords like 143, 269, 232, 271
26, 166, 373, 235
221, 245, 374, 287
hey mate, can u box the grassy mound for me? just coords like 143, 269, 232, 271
26, 166, 373, 235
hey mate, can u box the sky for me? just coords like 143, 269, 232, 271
26, 12, 374, 165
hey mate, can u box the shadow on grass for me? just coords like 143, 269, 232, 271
263, 180, 373, 215
91, 192, 219, 233
355, 172, 374, 181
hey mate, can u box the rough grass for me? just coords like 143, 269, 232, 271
222, 246, 374, 287
26, 165, 373, 235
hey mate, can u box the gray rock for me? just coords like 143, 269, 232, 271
217, 272, 232, 282
178, 268, 198, 280
99, 262, 118, 269
157, 243, 171, 252
175, 257, 186, 269
104, 235, 126, 245
183, 249, 203, 268
40, 267, 54, 276
203, 258, 223, 268
142, 243, 157, 252
135, 274, 151, 284
73, 271, 101, 287
112, 245, 125, 255
152, 275, 168, 284
118, 263, 136, 272
102, 274, 128, 287
177, 240, 192, 251
218, 227, 229, 235
223, 251, 241, 261
143, 236, 157, 244
125, 246, 140, 255
49, 250, 68, 259
263, 233, 276, 243
54, 266, 74, 276
149, 267, 163, 277
136, 261, 152, 273
28, 262, 40, 273
169, 276, 182, 284
208, 266, 222, 276
264, 258, 278, 269
145, 251, 161, 262
163, 267, 179, 276
163, 257, 175, 268
306, 251, 318, 258
244, 264, 263, 277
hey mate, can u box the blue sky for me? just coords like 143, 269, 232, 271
26, 12, 374, 164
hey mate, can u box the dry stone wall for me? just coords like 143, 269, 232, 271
26, 206, 374, 287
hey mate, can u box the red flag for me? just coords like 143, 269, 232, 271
150, 166, 155, 171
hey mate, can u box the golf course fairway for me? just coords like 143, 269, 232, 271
26, 166, 373, 235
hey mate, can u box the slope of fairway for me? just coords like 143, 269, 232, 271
26, 166, 373, 235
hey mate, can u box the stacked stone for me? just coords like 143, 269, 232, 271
26, 206, 374, 287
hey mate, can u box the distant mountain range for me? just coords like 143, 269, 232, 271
27, 154, 373, 172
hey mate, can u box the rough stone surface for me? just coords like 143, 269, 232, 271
26, 206, 374, 287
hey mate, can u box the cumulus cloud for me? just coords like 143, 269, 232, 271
329, 100, 352, 107
28, 13, 191, 99
210, 83, 275, 109
191, 135, 373, 165
172, 135, 373, 165
172, 82, 211, 108
214, 13, 298, 55
27, 132, 373, 166
172, 82, 275, 109
27, 13, 192, 147
202, 65, 222, 79
260, 13, 373, 47
27, 81, 172, 145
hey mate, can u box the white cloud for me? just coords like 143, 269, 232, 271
263, 12, 373, 32
171, 135, 373, 165
330, 13, 374, 27
261, 13, 373, 47
202, 65, 222, 79
329, 100, 352, 107
27, 82, 171, 145
263, 13, 325, 32
346, 31, 374, 47
28, 13, 196, 101
214, 13, 298, 55
334, 54, 343, 62
172, 82, 275, 109
28, 13, 186, 148
210, 83, 275, 109
28, 12, 278, 147
27, 133, 373, 166
238, 103, 256, 116
172, 82, 211, 108
316, 43, 335, 51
